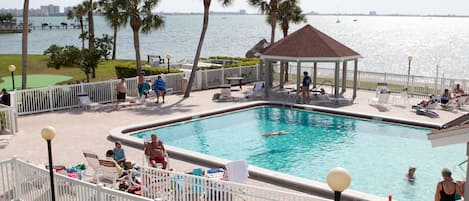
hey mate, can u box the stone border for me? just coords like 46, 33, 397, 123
110, 101, 439, 200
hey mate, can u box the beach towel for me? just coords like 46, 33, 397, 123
153, 79, 167, 95
140, 82, 151, 96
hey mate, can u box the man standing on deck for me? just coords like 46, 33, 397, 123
302, 72, 311, 103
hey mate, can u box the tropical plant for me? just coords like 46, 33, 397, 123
183, 0, 233, 98
98, 0, 128, 60
95, 34, 114, 60
118, 0, 165, 75
66, 4, 87, 49
276, 0, 306, 82
22, 0, 29, 89
0, 13, 15, 27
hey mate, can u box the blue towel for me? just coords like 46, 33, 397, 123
153, 79, 167, 95
207, 168, 224, 174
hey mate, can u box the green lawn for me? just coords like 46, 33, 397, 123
0, 54, 135, 85
1, 74, 72, 90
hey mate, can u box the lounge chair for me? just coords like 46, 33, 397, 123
247, 81, 265, 98
82, 150, 101, 180
454, 96, 468, 108
77, 93, 102, 110
392, 91, 409, 107
225, 160, 249, 183
412, 105, 439, 118
97, 159, 126, 188
368, 92, 390, 106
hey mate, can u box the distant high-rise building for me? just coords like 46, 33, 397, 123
40, 4, 60, 16
369, 11, 377, 16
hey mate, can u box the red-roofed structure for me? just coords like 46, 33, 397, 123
259, 24, 361, 101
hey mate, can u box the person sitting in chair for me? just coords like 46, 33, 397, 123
453, 83, 465, 96
441, 89, 451, 104
153, 76, 166, 104
144, 134, 167, 169
418, 95, 438, 108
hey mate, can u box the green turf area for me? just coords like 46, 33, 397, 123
0, 54, 135, 85
1, 74, 72, 90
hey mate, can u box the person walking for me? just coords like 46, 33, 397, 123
434, 168, 457, 201
115, 78, 127, 103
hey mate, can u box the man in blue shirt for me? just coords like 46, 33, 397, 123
113, 141, 126, 167
301, 72, 312, 103
153, 76, 167, 104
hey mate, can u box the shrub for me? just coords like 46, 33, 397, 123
197, 56, 260, 70
115, 63, 181, 78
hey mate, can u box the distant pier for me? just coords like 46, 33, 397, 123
31, 23, 87, 30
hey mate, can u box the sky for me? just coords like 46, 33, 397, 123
2, 0, 469, 15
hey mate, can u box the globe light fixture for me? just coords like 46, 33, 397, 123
327, 167, 351, 201
166, 54, 172, 73
41, 126, 56, 201
406, 56, 413, 89
8, 65, 16, 90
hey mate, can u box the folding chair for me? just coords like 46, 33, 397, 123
82, 150, 100, 180
77, 93, 103, 110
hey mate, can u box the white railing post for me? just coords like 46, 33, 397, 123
411, 76, 415, 95
10, 110, 16, 134
221, 68, 225, 85
239, 67, 242, 78
48, 86, 54, 112
96, 183, 104, 201
205, 70, 208, 89
12, 156, 21, 201
109, 80, 114, 102
256, 64, 259, 80
80, 82, 85, 94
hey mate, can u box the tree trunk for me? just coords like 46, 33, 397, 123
184, 0, 211, 98
21, 0, 29, 90
112, 26, 117, 60
86, 72, 90, 83
269, 0, 278, 45
132, 29, 141, 75
79, 18, 85, 49
88, 0, 96, 78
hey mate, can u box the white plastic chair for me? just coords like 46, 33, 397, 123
368, 93, 390, 106
77, 94, 102, 110
97, 159, 125, 188
225, 160, 249, 183
82, 150, 100, 179
392, 92, 409, 107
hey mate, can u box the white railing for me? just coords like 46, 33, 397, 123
0, 104, 16, 134
0, 158, 152, 201
12, 65, 260, 116
139, 166, 327, 201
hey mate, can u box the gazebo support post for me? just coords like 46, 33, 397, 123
353, 59, 358, 100
334, 61, 340, 98
464, 142, 469, 198
296, 60, 302, 103
259, 60, 264, 81
279, 61, 285, 89
342, 61, 347, 94
313, 62, 317, 89
264, 59, 270, 98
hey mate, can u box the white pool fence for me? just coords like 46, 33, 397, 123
7, 64, 468, 116
0, 157, 328, 201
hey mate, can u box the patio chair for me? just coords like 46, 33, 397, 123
247, 81, 264, 98
97, 159, 126, 189
392, 91, 409, 107
82, 150, 101, 180
454, 96, 468, 108
77, 93, 102, 110
368, 92, 390, 106
225, 160, 249, 183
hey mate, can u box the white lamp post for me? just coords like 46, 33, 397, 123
406, 56, 413, 89
165, 54, 172, 73
327, 167, 351, 201
41, 126, 56, 201
8, 65, 16, 90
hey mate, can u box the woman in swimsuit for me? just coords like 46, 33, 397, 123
434, 168, 457, 201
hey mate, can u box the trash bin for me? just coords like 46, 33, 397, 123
181, 78, 188, 94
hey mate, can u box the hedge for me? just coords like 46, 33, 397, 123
115, 63, 181, 78
198, 56, 260, 70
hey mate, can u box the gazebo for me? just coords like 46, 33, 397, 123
259, 24, 361, 101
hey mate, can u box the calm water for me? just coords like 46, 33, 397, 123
2, 15, 469, 78
132, 106, 466, 201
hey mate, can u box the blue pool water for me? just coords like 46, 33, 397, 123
132, 106, 465, 201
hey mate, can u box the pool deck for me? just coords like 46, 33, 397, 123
0, 86, 466, 200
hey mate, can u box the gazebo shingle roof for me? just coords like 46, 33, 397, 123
261, 24, 360, 58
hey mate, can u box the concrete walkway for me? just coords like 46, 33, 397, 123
0, 86, 465, 197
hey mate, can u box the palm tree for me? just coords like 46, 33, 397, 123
83, 0, 98, 78
183, 0, 233, 98
248, 0, 278, 45
67, 5, 86, 49
99, 0, 128, 60
276, 0, 306, 82
21, 0, 29, 89
119, 0, 165, 74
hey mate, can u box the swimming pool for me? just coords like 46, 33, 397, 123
131, 106, 465, 201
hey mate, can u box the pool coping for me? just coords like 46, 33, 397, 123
110, 101, 439, 200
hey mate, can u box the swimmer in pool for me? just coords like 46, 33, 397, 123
262, 131, 291, 137
406, 166, 416, 183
